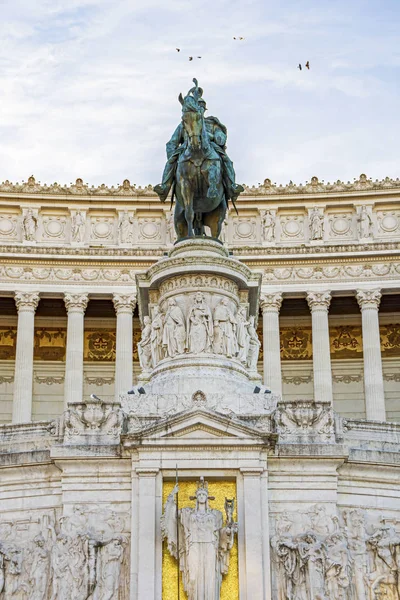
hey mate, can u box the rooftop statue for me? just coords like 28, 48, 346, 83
155, 79, 243, 240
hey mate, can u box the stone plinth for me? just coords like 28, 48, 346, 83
134, 238, 263, 397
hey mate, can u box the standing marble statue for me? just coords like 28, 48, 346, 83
236, 307, 250, 364
213, 298, 238, 358
246, 316, 261, 371
150, 306, 164, 366
187, 292, 213, 354
163, 298, 186, 357
161, 477, 237, 600
22, 209, 37, 242
309, 206, 324, 240
118, 211, 133, 244
358, 205, 373, 238
262, 210, 276, 242
138, 316, 153, 372
71, 210, 86, 243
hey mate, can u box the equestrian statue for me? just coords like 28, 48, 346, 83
154, 79, 243, 241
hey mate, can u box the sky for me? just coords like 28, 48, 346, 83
0, 0, 400, 187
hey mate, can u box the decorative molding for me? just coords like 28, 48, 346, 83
332, 374, 362, 384
84, 376, 115, 386
383, 372, 400, 382
282, 375, 312, 385
1, 173, 400, 197
34, 375, 65, 385
0, 375, 14, 384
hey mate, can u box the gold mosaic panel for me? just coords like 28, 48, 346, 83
34, 328, 67, 361
84, 329, 116, 361
280, 327, 313, 360
381, 323, 400, 357
329, 325, 363, 359
0, 327, 17, 359
162, 480, 238, 600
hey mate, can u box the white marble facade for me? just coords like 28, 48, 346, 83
0, 177, 400, 599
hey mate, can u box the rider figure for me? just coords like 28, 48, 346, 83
154, 92, 243, 204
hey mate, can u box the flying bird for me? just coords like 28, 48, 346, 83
298, 63, 302, 70
233, 37, 245, 40
189, 56, 193, 61
305, 61, 310, 69
197, 56, 202, 59
176, 48, 180, 52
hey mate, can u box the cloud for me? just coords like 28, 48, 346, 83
0, 0, 399, 186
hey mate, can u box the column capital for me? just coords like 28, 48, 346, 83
260, 293, 282, 313
112, 292, 137, 314
64, 292, 89, 314
306, 291, 331, 311
14, 291, 40, 312
356, 289, 382, 310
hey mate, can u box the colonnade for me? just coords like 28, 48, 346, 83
10, 291, 136, 423
7, 288, 387, 423
260, 288, 386, 422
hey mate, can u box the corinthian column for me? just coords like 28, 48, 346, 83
260, 293, 282, 395
113, 293, 136, 399
64, 293, 89, 407
12, 292, 40, 423
356, 289, 385, 421
306, 291, 333, 404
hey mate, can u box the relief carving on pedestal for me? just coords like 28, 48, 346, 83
0, 507, 130, 600
271, 506, 400, 600
142, 292, 260, 373
274, 399, 335, 443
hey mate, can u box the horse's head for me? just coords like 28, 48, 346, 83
178, 79, 208, 151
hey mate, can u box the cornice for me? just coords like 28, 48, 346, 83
2, 173, 400, 199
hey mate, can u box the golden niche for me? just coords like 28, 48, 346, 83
162, 480, 238, 600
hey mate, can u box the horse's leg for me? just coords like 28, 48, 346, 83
201, 160, 221, 200
174, 203, 187, 241
203, 199, 227, 239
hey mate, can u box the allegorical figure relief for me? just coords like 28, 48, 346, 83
71, 210, 86, 242
161, 477, 237, 600
162, 298, 186, 357
22, 208, 37, 242
213, 298, 238, 358
309, 206, 324, 240
138, 315, 153, 372
236, 306, 250, 364
187, 292, 213, 354
358, 205, 373, 239
246, 316, 260, 371
118, 211, 133, 244
150, 305, 164, 366
262, 210, 276, 242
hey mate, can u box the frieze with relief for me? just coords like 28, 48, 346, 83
271, 505, 400, 600
0, 327, 17, 360
376, 210, 400, 237
34, 328, 67, 361
158, 274, 238, 298
41, 215, 67, 241
327, 211, 355, 239
0, 213, 18, 240
0, 506, 130, 599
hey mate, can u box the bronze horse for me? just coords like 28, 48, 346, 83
173, 84, 228, 240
